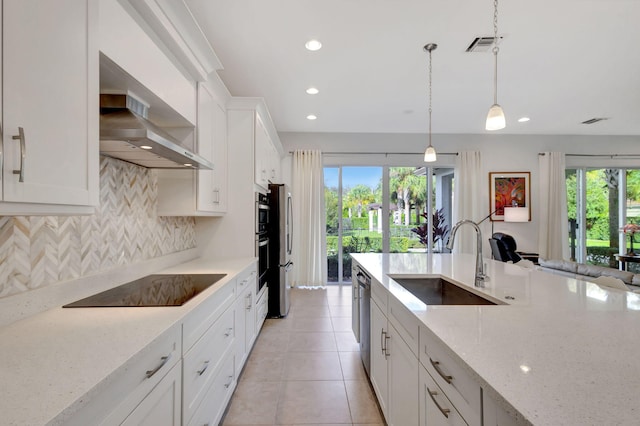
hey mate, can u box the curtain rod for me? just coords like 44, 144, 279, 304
538, 153, 640, 158
288, 151, 458, 156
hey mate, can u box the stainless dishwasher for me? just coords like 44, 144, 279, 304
355, 266, 371, 377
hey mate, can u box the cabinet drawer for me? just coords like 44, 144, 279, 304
71, 325, 181, 426
187, 351, 236, 426
237, 265, 257, 294
183, 277, 236, 352
183, 304, 235, 423
420, 327, 481, 426
388, 293, 420, 356
255, 287, 268, 332
420, 365, 468, 426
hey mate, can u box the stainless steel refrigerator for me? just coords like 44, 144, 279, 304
267, 183, 292, 317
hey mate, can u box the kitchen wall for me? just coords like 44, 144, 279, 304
280, 131, 640, 255
0, 156, 196, 299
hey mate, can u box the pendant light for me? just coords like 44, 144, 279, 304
486, 0, 506, 131
424, 43, 437, 162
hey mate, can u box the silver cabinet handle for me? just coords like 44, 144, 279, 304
12, 127, 25, 182
427, 387, 451, 418
381, 329, 387, 355
224, 375, 234, 388
430, 358, 453, 384
145, 354, 172, 379
384, 333, 391, 358
197, 360, 210, 376
224, 327, 233, 337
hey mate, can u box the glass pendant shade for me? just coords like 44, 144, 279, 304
486, 103, 506, 130
424, 145, 437, 162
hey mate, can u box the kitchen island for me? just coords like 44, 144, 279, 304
352, 252, 640, 425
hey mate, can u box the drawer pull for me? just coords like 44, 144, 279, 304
430, 358, 453, 384
427, 387, 451, 418
197, 360, 210, 376
224, 327, 233, 337
145, 354, 172, 379
12, 127, 26, 182
224, 375, 234, 388
381, 329, 387, 355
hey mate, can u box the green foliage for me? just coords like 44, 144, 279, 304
344, 184, 376, 217
347, 217, 368, 229
567, 169, 616, 241
325, 187, 339, 234
586, 246, 618, 268
326, 235, 411, 254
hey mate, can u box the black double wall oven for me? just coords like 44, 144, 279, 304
256, 192, 270, 293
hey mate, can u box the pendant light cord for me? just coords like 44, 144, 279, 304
493, 0, 499, 105
428, 47, 433, 146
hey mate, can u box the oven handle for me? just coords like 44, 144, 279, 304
258, 239, 268, 247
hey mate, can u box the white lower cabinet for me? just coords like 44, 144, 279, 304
483, 390, 518, 426
121, 361, 182, 426
420, 365, 467, 426
187, 349, 236, 426
183, 304, 235, 424
370, 298, 389, 418
420, 327, 481, 426
370, 297, 419, 425
235, 268, 256, 375
255, 285, 268, 332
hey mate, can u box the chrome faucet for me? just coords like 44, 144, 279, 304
446, 219, 488, 287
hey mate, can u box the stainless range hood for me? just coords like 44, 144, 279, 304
99, 94, 213, 169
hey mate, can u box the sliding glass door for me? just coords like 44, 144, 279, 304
567, 168, 640, 271
325, 165, 454, 284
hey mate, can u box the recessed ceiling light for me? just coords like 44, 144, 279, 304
306, 87, 319, 95
140, 145, 153, 150
305, 39, 322, 51
306, 114, 317, 120
518, 117, 530, 123
184, 163, 193, 167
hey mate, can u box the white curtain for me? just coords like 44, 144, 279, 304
291, 150, 326, 287
538, 152, 569, 260
452, 151, 483, 253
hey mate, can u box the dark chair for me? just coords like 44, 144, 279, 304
489, 232, 522, 263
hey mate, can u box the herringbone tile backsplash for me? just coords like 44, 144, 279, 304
0, 157, 196, 299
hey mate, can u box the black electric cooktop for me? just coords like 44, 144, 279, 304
63, 274, 227, 308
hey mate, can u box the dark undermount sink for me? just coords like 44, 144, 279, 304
392, 277, 497, 305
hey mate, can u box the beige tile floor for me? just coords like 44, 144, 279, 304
221, 285, 385, 426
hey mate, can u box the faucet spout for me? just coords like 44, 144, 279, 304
446, 219, 488, 287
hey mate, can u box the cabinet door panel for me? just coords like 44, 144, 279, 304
388, 323, 419, 426
196, 83, 216, 211
2, 0, 98, 206
370, 299, 389, 419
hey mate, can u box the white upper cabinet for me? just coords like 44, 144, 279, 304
157, 81, 228, 216
227, 98, 283, 192
0, 0, 99, 215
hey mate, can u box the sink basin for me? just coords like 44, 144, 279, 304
392, 277, 496, 305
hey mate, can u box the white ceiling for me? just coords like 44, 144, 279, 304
185, 0, 640, 136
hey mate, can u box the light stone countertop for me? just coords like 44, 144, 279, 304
352, 253, 640, 426
0, 256, 256, 426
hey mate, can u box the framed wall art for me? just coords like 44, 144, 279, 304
489, 172, 530, 221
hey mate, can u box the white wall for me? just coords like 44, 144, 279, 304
280, 132, 640, 256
